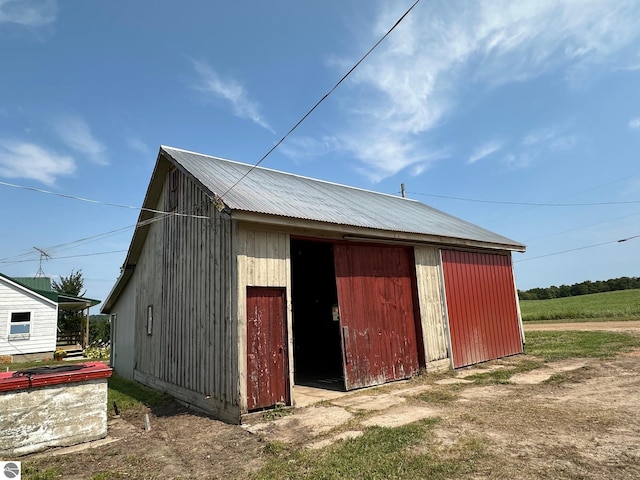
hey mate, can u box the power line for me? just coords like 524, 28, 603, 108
0, 180, 210, 219
0, 250, 127, 265
218, 0, 422, 200
514, 234, 640, 263
0, 201, 207, 264
524, 210, 640, 242
481, 173, 640, 224
408, 190, 640, 207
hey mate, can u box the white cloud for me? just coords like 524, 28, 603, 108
126, 137, 151, 155
628, 118, 640, 130
468, 140, 503, 164
193, 61, 273, 132
0, 0, 56, 27
331, 0, 640, 181
52, 116, 107, 165
279, 136, 340, 163
0, 140, 75, 186
504, 125, 575, 169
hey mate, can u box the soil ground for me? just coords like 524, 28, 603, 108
20, 322, 640, 479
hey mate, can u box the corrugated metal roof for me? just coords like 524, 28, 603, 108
162, 146, 525, 250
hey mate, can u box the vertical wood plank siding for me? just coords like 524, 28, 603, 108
441, 250, 523, 368
334, 244, 420, 390
236, 228, 290, 413
414, 246, 449, 363
246, 287, 289, 411
109, 273, 136, 380
134, 167, 237, 418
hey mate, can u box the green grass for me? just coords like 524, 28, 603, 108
464, 359, 544, 385
416, 388, 458, 404
520, 289, 640, 321
107, 373, 169, 414
252, 419, 487, 480
525, 330, 640, 361
22, 466, 61, 480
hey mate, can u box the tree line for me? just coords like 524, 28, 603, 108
518, 276, 640, 300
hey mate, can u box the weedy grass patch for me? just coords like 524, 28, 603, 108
416, 388, 458, 404
525, 330, 640, 361
464, 359, 544, 385
21, 466, 61, 480
252, 418, 488, 480
107, 373, 169, 414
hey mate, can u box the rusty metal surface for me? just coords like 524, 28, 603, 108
162, 146, 524, 251
334, 244, 420, 390
441, 250, 523, 369
246, 287, 289, 411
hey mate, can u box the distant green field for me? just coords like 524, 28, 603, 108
520, 289, 640, 321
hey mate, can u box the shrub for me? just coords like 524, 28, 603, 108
84, 341, 110, 359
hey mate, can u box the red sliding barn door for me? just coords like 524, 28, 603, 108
334, 244, 420, 390
246, 287, 289, 410
441, 250, 523, 369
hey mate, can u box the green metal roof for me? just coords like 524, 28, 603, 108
0, 273, 100, 309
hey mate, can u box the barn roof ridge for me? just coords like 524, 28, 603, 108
160, 146, 524, 250
160, 145, 424, 203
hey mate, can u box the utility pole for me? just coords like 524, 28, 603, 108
401, 183, 406, 198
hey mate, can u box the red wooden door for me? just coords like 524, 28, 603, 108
441, 250, 523, 368
246, 287, 289, 411
334, 244, 420, 390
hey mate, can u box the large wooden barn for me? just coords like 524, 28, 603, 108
102, 146, 526, 423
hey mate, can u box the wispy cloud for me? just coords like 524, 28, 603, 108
126, 137, 151, 155
0, 140, 75, 186
505, 125, 575, 168
628, 118, 640, 130
0, 0, 56, 27
468, 140, 503, 164
52, 116, 107, 165
278, 136, 340, 163
193, 61, 273, 132
325, 0, 640, 181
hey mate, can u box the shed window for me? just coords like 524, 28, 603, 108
147, 305, 153, 335
10, 311, 31, 337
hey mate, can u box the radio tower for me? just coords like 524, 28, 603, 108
33, 247, 51, 277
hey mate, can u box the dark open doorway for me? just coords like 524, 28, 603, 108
290, 238, 344, 390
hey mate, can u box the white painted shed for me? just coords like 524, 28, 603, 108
0, 274, 58, 360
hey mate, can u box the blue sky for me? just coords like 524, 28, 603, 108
1, 0, 640, 308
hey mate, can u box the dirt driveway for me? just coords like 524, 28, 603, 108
23, 322, 640, 479
523, 320, 640, 332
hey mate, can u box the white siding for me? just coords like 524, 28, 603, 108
0, 278, 58, 357
414, 246, 449, 364
236, 227, 291, 413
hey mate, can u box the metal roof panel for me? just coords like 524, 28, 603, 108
162, 146, 524, 250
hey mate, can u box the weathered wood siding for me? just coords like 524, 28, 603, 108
236, 227, 291, 413
0, 279, 58, 357
134, 167, 238, 422
334, 243, 420, 390
414, 246, 449, 364
109, 273, 136, 381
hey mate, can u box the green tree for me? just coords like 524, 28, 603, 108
53, 270, 86, 345
52, 269, 85, 297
